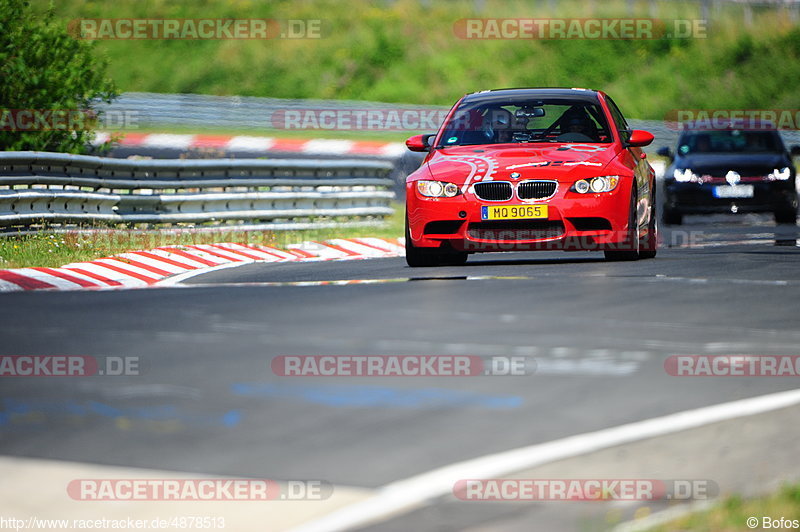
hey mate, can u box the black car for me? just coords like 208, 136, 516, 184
658, 127, 800, 225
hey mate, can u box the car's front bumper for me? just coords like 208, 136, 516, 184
406, 183, 635, 252
664, 180, 797, 214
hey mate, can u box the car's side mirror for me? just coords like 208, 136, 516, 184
656, 146, 673, 159
406, 133, 435, 152
790, 145, 800, 157
626, 130, 654, 148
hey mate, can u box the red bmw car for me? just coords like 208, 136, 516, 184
404, 88, 657, 266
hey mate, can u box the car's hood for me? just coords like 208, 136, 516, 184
424, 144, 620, 183
676, 153, 789, 177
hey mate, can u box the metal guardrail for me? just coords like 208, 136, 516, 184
100, 93, 800, 154
98, 92, 445, 132
0, 152, 395, 231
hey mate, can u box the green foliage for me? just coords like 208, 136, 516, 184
22, 0, 800, 121
0, 0, 117, 152
647, 482, 800, 532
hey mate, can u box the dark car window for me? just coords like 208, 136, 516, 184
604, 96, 631, 144
677, 130, 784, 155
437, 98, 612, 147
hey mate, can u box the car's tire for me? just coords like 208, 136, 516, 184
774, 207, 798, 225
604, 184, 640, 262
405, 218, 468, 267
662, 208, 682, 226
639, 188, 657, 260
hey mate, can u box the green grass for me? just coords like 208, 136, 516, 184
645, 483, 800, 532
33, 0, 800, 121
0, 204, 404, 269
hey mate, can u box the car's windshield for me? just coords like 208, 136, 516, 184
436, 98, 613, 148
678, 130, 783, 155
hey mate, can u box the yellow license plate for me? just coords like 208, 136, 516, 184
481, 204, 548, 220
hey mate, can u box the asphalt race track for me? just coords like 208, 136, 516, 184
1, 215, 800, 531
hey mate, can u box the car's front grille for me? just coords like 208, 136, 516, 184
518, 180, 557, 200
467, 221, 565, 241
474, 182, 513, 201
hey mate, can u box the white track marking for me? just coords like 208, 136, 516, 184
0, 278, 25, 292
212, 243, 285, 261
60, 263, 147, 287
302, 139, 355, 155
43, 267, 106, 287
89, 258, 163, 281
1, 239, 404, 292
140, 134, 195, 149
225, 136, 276, 151
355, 237, 404, 252
11, 268, 85, 290
157, 247, 228, 265
380, 143, 407, 157
327, 239, 396, 257
256, 246, 303, 260
158, 261, 256, 286
287, 242, 351, 259
135, 249, 209, 269
187, 244, 253, 262
114, 253, 190, 274
290, 388, 800, 532
0, 456, 374, 532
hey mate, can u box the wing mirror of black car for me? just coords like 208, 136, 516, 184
790, 145, 800, 157
656, 146, 673, 159
406, 133, 436, 152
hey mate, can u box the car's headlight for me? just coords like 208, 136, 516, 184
768, 167, 792, 181
416, 180, 460, 197
673, 168, 697, 182
571, 176, 620, 194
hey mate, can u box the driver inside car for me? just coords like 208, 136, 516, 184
556, 111, 598, 142
483, 108, 514, 143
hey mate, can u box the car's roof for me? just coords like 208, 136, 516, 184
462, 88, 603, 104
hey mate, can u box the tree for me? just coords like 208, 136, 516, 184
0, 0, 118, 153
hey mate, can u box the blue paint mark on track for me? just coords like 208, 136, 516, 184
230, 383, 522, 409
0, 398, 241, 428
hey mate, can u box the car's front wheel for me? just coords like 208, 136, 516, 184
639, 189, 658, 260
604, 185, 640, 261
774, 206, 798, 225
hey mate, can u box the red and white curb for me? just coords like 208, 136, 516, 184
93, 133, 407, 158
0, 237, 405, 293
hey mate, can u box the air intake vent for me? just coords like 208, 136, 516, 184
467, 221, 565, 241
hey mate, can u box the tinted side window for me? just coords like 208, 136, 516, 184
605, 96, 631, 143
